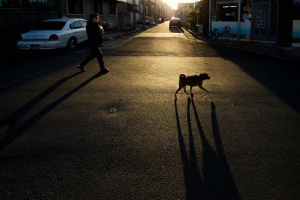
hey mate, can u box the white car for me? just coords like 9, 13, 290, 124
17, 18, 88, 51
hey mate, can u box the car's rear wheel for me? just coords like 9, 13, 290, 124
67, 37, 77, 51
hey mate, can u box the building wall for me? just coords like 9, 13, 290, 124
187, 0, 294, 45
60, 0, 91, 20
0, 0, 61, 38
59, 0, 119, 27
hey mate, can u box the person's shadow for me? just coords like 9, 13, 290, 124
0, 72, 105, 152
175, 97, 240, 200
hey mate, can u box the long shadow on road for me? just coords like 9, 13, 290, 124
175, 97, 204, 199
2, 72, 81, 125
175, 97, 240, 200
0, 72, 106, 152
208, 44, 300, 113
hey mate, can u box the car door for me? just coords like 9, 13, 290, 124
78, 20, 87, 42
69, 20, 86, 44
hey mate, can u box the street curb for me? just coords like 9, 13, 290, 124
182, 27, 300, 62
101, 25, 155, 50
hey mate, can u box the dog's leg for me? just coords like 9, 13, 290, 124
199, 85, 209, 92
183, 86, 189, 94
190, 86, 193, 94
175, 87, 182, 95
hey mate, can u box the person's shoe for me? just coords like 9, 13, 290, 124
77, 65, 86, 72
100, 68, 109, 74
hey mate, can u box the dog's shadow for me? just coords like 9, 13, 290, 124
175, 97, 240, 200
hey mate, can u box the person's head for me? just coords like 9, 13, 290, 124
89, 13, 99, 23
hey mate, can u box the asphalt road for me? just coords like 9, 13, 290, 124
0, 22, 300, 200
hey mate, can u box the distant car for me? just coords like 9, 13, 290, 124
17, 18, 88, 51
169, 17, 181, 28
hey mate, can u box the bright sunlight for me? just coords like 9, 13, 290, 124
163, 0, 195, 10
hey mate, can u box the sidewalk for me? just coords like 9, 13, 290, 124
183, 27, 300, 62
100, 24, 150, 50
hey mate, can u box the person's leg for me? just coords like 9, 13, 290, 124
95, 47, 105, 69
95, 47, 109, 73
77, 47, 96, 71
80, 50, 95, 67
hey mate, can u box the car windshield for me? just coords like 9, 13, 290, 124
33, 21, 66, 30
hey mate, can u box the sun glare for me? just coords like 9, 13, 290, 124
163, 0, 194, 10
163, 0, 178, 10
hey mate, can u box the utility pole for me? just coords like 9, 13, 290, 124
141, 0, 148, 29
237, 0, 241, 41
194, 0, 196, 31
209, 0, 211, 37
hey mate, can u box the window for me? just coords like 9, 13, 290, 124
215, 3, 238, 21
70, 21, 82, 29
79, 20, 87, 28
109, 1, 116, 15
94, 0, 103, 15
68, 0, 83, 14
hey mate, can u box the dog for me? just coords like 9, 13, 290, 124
175, 73, 210, 95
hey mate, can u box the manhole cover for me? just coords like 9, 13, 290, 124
0, 124, 9, 135
109, 108, 118, 113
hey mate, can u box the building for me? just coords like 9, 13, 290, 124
0, 0, 172, 40
59, 0, 141, 28
209, 0, 278, 42
179, 0, 299, 49
0, 0, 61, 39
0, 0, 144, 40
178, 3, 194, 29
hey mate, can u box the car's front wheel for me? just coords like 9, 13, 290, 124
67, 37, 77, 51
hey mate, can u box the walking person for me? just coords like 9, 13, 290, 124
77, 13, 109, 73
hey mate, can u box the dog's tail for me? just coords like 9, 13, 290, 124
179, 74, 187, 81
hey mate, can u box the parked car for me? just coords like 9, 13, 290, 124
169, 17, 181, 28
17, 18, 88, 51
141, 16, 150, 25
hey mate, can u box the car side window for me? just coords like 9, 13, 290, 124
79, 20, 87, 28
70, 21, 82, 29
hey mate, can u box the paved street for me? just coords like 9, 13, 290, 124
0, 22, 300, 200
